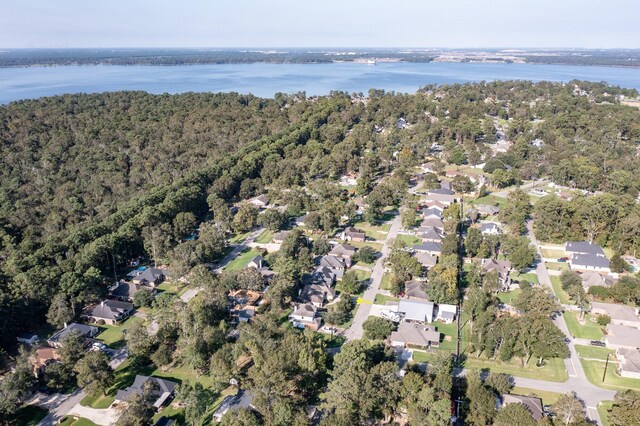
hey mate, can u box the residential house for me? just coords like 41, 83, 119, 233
231, 305, 257, 323
565, 241, 606, 257
423, 192, 456, 206
319, 255, 347, 280
389, 322, 440, 349
436, 304, 457, 324
480, 222, 502, 236
421, 217, 445, 231
421, 207, 442, 220
247, 255, 264, 269
440, 180, 453, 191
272, 231, 290, 244
84, 300, 134, 325
475, 205, 500, 216
501, 394, 544, 421
570, 253, 611, 273
110, 281, 155, 302
248, 195, 269, 209
417, 227, 443, 243
413, 242, 442, 257
213, 390, 256, 422
427, 188, 455, 196
481, 259, 512, 290
341, 227, 366, 243
616, 348, 640, 379
31, 347, 61, 378
398, 299, 435, 323
604, 324, 640, 350
154, 417, 176, 426
405, 281, 429, 301
591, 302, 640, 328
132, 268, 165, 287
115, 375, 178, 409
47, 323, 99, 349
421, 162, 436, 174
300, 281, 336, 308
581, 272, 615, 291
424, 201, 447, 211
17, 332, 39, 345
293, 214, 307, 227
415, 252, 438, 269
328, 244, 357, 267
289, 303, 322, 331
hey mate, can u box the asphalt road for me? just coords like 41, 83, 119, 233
526, 220, 616, 424
343, 215, 402, 341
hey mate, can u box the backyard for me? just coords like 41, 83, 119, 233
497, 289, 522, 305
96, 316, 145, 348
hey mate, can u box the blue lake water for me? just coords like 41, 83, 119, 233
0, 62, 639, 103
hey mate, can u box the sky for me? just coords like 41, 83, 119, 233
1, 0, 639, 49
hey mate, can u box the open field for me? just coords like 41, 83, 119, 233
462, 355, 569, 382
564, 313, 605, 340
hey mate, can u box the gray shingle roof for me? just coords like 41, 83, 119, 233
116, 375, 178, 407
572, 253, 610, 269
389, 322, 440, 346
565, 241, 605, 256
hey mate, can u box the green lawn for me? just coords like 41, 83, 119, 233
254, 229, 273, 244
96, 316, 145, 348
545, 262, 569, 272
228, 231, 252, 244
549, 275, 571, 304
80, 358, 154, 408
373, 293, 400, 305
396, 233, 421, 246
353, 220, 390, 240
510, 272, 539, 285
497, 289, 522, 305
14, 405, 48, 426
564, 312, 605, 340
59, 417, 99, 426
347, 240, 384, 251
432, 321, 458, 351
462, 355, 568, 382
471, 194, 508, 206
575, 344, 613, 361
540, 248, 566, 259
510, 387, 563, 406
580, 358, 640, 391
352, 269, 372, 281
224, 248, 261, 272
598, 401, 614, 426
380, 273, 392, 291
156, 280, 183, 295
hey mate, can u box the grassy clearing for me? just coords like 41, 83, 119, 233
156, 280, 183, 295
96, 316, 145, 348
347, 240, 384, 251
225, 248, 261, 272
549, 275, 571, 304
228, 231, 251, 244
380, 273, 392, 291
545, 262, 569, 272
575, 344, 613, 360
598, 401, 614, 426
471, 195, 508, 206
462, 355, 568, 382
564, 312, 604, 340
497, 289, 522, 305
580, 358, 640, 391
373, 294, 400, 305
59, 417, 99, 426
14, 405, 48, 426
510, 272, 539, 285
254, 229, 273, 244
352, 269, 372, 281
396, 233, 421, 246
353, 221, 390, 240
540, 248, 566, 259
510, 387, 562, 406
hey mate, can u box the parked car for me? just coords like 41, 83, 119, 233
590, 340, 606, 347
91, 342, 107, 351
557, 257, 569, 262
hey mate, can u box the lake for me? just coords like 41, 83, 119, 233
0, 62, 639, 104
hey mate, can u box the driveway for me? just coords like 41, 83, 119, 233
36, 389, 86, 426
343, 214, 402, 341
68, 403, 119, 426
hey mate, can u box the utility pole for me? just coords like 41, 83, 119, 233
452, 196, 465, 425
602, 353, 609, 382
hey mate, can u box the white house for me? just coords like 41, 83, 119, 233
436, 304, 457, 324
617, 348, 640, 379
480, 222, 502, 236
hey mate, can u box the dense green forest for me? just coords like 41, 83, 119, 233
0, 80, 639, 350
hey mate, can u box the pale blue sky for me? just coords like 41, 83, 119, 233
1, 0, 638, 48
